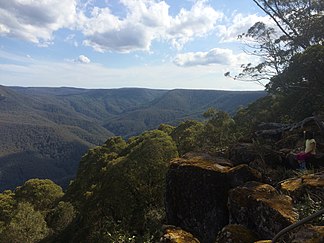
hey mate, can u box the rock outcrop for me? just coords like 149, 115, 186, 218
228, 181, 298, 239
165, 155, 261, 243
280, 171, 324, 202
163, 116, 324, 243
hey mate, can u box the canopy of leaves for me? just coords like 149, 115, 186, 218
15, 179, 64, 211
1, 202, 49, 243
171, 120, 204, 156
266, 44, 324, 120
46, 201, 76, 233
228, 0, 324, 84
0, 179, 76, 242
63, 130, 178, 242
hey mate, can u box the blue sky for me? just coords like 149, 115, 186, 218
0, 0, 273, 90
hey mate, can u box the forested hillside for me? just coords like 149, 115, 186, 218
0, 86, 265, 191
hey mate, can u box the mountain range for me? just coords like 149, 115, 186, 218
0, 85, 265, 191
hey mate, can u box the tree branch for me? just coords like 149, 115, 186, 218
252, 0, 307, 49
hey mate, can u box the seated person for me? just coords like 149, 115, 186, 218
296, 131, 316, 169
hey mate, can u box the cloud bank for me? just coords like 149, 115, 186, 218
0, 0, 77, 46
0, 0, 223, 52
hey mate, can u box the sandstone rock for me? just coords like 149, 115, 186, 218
228, 181, 298, 239
280, 171, 324, 202
182, 152, 233, 167
160, 226, 200, 243
165, 156, 261, 243
215, 224, 258, 243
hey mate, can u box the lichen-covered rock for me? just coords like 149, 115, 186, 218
160, 226, 200, 243
215, 224, 258, 243
165, 156, 261, 243
280, 171, 324, 202
228, 181, 298, 239
182, 152, 233, 167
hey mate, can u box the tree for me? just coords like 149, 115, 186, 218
15, 179, 64, 212
171, 120, 204, 155
202, 108, 237, 150
266, 44, 324, 120
63, 130, 178, 242
0, 190, 16, 235
46, 201, 76, 233
227, 0, 324, 84
1, 202, 49, 243
0, 190, 16, 223
252, 0, 324, 49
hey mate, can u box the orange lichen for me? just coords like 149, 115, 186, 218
170, 157, 230, 172
162, 227, 200, 243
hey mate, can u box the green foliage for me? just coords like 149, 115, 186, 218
266, 45, 324, 120
0, 190, 16, 235
202, 108, 237, 151
64, 130, 178, 241
171, 109, 241, 155
0, 202, 49, 243
0, 190, 16, 223
234, 95, 281, 132
46, 201, 76, 233
229, 0, 324, 85
171, 120, 204, 155
15, 179, 64, 212
0, 179, 78, 242
158, 123, 175, 135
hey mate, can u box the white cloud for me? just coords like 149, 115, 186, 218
76, 1, 169, 53
0, 0, 223, 52
174, 48, 255, 67
78, 0, 223, 52
0, 23, 10, 34
167, 1, 223, 49
0, 0, 78, 45
77, 55, 91, 64
217, 13, 274, 42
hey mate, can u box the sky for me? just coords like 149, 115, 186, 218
0, 0, 274, 90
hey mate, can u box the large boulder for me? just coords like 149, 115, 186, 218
165, 155, 261, 243
228, 181, 298, 239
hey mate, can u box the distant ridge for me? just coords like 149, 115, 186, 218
0, 85, 266, 191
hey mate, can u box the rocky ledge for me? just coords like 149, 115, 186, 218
163, 152, 323, 243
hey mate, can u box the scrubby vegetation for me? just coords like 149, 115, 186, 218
0, 179, 75, 243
